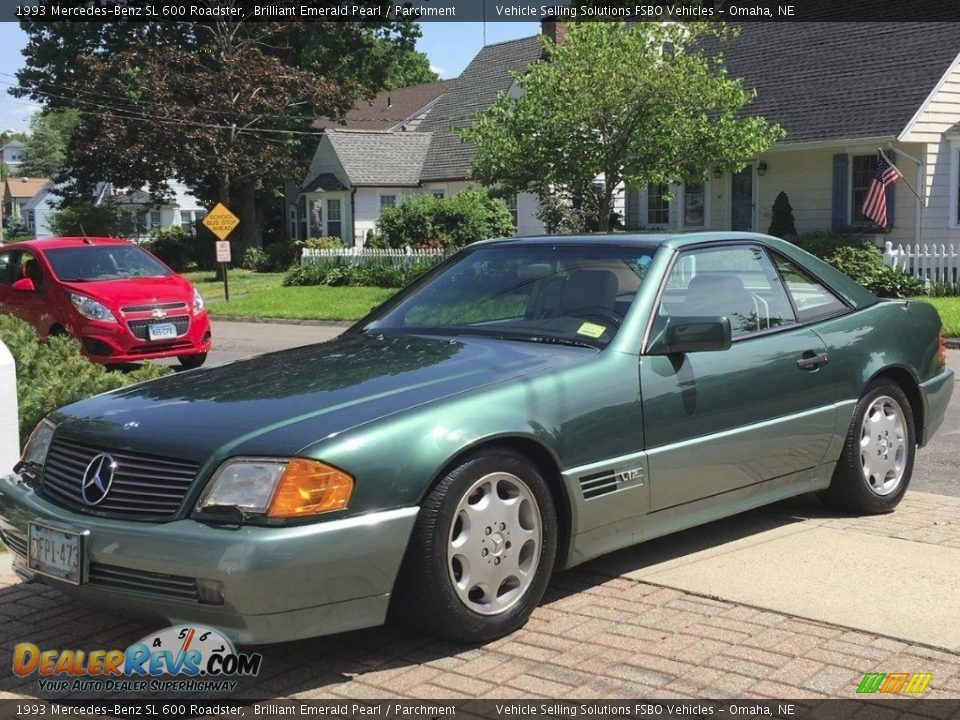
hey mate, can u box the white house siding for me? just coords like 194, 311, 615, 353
899, 54, 960, 245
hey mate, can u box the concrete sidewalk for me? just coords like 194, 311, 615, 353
1, 490, 959, 700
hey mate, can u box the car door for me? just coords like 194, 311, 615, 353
640, 243, 837, 511
0, 250, 14, 315
4, 251, 51, 330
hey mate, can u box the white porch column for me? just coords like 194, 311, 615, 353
0, 339, 19, 473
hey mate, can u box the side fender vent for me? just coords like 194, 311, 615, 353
579, 470, 620, 499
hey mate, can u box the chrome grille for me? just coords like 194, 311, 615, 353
88, 563, 200, 602
127, 316, 190, 341
1, 529, 27, 558
121, 301, 188, 314
41, 439, 198, 520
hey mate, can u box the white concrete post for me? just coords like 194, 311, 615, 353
0, 339, 19, 474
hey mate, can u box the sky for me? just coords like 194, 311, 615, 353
0, 21, 537, 134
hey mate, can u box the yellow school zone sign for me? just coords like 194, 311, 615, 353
202, 203, 240, 241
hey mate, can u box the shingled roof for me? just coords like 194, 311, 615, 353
710, 23, 959, 144
314, 80, 452, 132
419, 35, 543, 182
325, 130, 432, 187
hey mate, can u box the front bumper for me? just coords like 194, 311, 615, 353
0, 473, 418, 645
919, 367, 954, 446
77, 312, 212, 364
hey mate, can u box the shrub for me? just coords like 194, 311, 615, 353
242, 247, 268, 272
283, 259, 438, 288
768, 191, 797, 238
302, 236, 345, 250
790, 231, 874, 259
3, 217, 33, 242
822, 245, 923, 298
144, 227, 200, 272
364, 229, 389, 249
263, 241, 300, 272
378, 189, 514, 249
0, 315, 170, 443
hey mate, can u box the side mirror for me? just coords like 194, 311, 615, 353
11, 278, 36, 293
648, 316, 732, 355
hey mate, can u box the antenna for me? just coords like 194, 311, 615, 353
79, 223, 92, 244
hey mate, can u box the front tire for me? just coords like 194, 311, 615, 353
392, 449, 557, 643
819, 380, 915, 514
178, 353, 207, 370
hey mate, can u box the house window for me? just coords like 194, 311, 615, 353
851, 154, 876, 224
181, 210, 200, 234
288, 207, 298, 240
505, 194, 519, 228
683, 181, 705, 227
379, 195, 397, 214
432, 191, 445, 199
149, 210, 162, 229
25, 210, 35, 231
647, 184, 670, 225
326, 198, 342, 239
955, 146, 960, 226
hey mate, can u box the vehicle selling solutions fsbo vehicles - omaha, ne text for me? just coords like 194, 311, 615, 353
0, 232, 952, 643
0, 237, 211, 368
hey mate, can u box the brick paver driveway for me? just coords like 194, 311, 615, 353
2, 492, 959, 701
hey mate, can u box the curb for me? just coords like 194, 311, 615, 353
209, 316, 354, 328
947, 339, 960, 349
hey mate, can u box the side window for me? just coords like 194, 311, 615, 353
16, 253, 47, 291
661, 246, 796, 337
773, 255, 848, 322
0, 253, 11, 285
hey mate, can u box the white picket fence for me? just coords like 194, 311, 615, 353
883, 241, 960, 289
301, 247, 447, 267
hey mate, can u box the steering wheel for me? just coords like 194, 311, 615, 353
560, 307, 623, 328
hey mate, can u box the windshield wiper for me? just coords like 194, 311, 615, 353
491, 333, 600, 350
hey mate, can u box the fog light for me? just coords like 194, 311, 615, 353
197, 579, 224, 605
82, 337, 114, 356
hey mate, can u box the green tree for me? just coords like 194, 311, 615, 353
20, 109, 80, 178
12, 16, 432, 252
385, 48, 438, 89
462, 22, 785, 231
47, 201, 133, 238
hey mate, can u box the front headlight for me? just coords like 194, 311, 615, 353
22, 419, 56, 468
196, 458, 353, 518
193, 288, 205, 314
69, 293, 117, 323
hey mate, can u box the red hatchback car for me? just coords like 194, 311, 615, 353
0, 237, 212, 368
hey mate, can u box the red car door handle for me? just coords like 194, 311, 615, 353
796, 352, 829, 369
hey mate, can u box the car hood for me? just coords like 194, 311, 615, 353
61, 275, 193, 309
52, 333, 593, 462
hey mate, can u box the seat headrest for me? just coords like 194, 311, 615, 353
560, 269, 618, 312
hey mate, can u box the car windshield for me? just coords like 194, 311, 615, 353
362, 244, 656, 348
44, 245, 171, 282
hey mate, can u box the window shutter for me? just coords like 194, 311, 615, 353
832, 153, 848, 230
885, 179, 896, 227
626, 188, 641, 229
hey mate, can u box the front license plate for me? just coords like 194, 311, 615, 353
28, 521, 85, 585
148, 323, 178, 341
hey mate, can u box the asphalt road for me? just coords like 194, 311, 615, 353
168, 319, 960, 497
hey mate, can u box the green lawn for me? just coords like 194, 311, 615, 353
184, 270, 285, 304
917, 297, 960, 338
207, 285, 397, 322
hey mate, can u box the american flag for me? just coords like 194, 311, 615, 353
861, 154, 900, 227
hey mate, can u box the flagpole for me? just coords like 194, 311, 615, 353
880, 146, 926, 248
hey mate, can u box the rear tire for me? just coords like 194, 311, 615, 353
818, 380, 915, 514
178, 353, 207, 370
392, 449, 557, 643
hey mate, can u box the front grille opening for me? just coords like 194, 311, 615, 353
88, 563, 212, 603
40, 439, 198, 521
1, 529, 27, 558
127, 316, 190, 341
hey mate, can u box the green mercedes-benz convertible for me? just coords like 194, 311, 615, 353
0, 232, 953, 644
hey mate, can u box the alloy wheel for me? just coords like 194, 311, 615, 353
859, 395, 908, 496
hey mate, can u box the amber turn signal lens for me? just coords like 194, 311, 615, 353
266, 459, 353, 518
938, 328, 947, 368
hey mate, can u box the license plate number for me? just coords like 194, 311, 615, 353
148, 323, 178, 341
28, 521, 84, 585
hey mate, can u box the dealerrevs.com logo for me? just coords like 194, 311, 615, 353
13, 625, 262, 693
856, 672, 933, 694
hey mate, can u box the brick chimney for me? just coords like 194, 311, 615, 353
540, 18, 568, 47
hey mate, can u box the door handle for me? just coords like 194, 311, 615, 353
796, 352, 829, 370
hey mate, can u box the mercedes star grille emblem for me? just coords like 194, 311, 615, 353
81, 453, 117, 505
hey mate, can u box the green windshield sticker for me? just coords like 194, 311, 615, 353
577, 322, 606, 338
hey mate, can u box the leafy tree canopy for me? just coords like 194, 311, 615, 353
462, 22, 785, 231
20, 109, 79, 178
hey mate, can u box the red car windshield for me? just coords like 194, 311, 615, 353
44, 245, 171, 282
